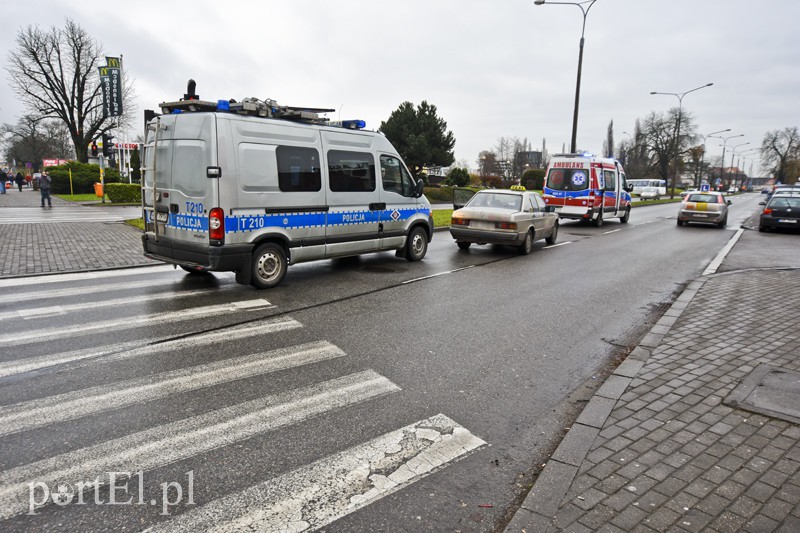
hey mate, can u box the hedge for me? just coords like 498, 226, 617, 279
106, 183, 142, 203
47, 162, 121, 194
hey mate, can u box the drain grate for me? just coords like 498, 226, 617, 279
724, 364, 800, 425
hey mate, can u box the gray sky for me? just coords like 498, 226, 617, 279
2, 0, 798, 176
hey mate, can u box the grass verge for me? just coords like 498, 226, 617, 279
126, 218, 145, 230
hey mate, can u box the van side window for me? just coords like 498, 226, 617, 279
380, 155, 414, 196
604, 170, 617, 192
620, 173, 628, 191
276, 146, 321, 192
328, 150, 376, 192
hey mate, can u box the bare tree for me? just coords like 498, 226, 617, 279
1, 116, 72, 171
602, 120, 614, 158
6, 19, 134, 163
642, 108, 696, 197
760, 127, 799, 184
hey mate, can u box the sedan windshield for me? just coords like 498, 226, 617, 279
466, 193, 522, 211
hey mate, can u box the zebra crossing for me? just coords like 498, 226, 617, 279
0, 268, 486, 530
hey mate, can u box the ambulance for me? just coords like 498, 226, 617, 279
542, 153, 633, 226
141, 83, 433, 289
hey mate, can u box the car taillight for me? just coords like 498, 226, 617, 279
452, 217, 470, 226
209, 207, 224, 241
495, 222, 517, 230
763, 208, 773, 215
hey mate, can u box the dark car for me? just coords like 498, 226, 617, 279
759, 194, 800, 232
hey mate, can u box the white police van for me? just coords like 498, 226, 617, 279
141, 83, 432, 288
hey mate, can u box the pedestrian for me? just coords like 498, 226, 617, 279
0, 168, 7, 194
25, 173, 32, 188
15, 171, 24, 192
39, 171, 52, 208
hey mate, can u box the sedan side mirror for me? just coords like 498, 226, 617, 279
759, 201, 766, 205
726, 200, 732, 206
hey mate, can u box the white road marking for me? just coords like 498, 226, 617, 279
702, 227, 745, 276
0, 317, 302, 379
0, 299, 274, 347
0, 286, 244, 320
0, 341, 344, 437
544, 241, 572, 249
0, 264, 177, 289
144, 414, 485, 533
0, 370, 400, 519
1, 276, 238, 305
402, 264, 475, 284
603, 229, 621, 235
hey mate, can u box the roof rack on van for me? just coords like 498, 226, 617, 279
157, 79, 363, 128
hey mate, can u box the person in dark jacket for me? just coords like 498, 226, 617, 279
39, 171, 52, 207
15, 172, 24, 192
0, 169, 7, 194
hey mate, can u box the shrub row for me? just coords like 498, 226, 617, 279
48, 162, 121, 194
105, 183, 142, 203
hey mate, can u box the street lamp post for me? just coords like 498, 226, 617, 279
712, 134, 744, 190
533, 0, 598, 153
727, 142, 750, 191
736, 148, 758, 191
650, 83, 714, 198
697, 128, 731, 189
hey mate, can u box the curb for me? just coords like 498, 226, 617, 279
503, 276, 709, 532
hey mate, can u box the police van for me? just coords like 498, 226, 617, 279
141, 84, 433, 288
542, 153, 632, 226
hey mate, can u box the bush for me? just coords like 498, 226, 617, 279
106, 183, 142, 203
445, 167, 470, 187
485, 175, 502, 188
521, 169, 546, 191
48, 161, 121, 194
423, 186, 453, 203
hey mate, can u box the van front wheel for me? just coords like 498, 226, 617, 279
251, 243, 287, 289
405, 227, 428, 261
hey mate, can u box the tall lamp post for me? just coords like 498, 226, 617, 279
727, 142, 750, 191
650, 83, 714, 197
533, 0, 598, 153
697, 128, 731, 189
737, 148, 758, 191
713, 134, 745, 191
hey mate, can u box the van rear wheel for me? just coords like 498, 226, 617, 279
251, 243, 287, 289
405, 227, 428, 261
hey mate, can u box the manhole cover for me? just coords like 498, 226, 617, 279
724, 364, 800, 425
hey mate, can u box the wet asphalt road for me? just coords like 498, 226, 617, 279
0, 194, 765, 532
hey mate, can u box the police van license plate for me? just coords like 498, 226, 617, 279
156, 212, 168, 223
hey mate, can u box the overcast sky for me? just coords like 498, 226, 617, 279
2, 0, 798, 176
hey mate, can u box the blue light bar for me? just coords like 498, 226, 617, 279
342, 119, 366, 130
217, 100, 230, 111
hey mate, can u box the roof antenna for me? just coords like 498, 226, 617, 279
183, 79, 198, 101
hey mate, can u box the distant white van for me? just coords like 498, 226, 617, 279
141, 91, 432, 288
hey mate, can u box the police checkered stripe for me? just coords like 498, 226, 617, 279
225, 208, 430, 232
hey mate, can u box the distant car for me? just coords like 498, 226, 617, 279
677, 191, 731, 228
640, 187, 661, 201
450, 187, 559, 254
759, 195, 800, 232
761, 187, 772, 195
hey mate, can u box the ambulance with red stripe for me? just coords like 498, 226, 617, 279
542, 154, 633, 227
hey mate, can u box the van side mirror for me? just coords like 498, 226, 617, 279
623, 185, 633, 193
414, 179, 425, 198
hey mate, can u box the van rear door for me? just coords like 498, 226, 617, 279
142, 113, 219, 265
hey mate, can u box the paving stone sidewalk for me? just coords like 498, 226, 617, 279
507, 267, 800, 532
0, 188, 156, 277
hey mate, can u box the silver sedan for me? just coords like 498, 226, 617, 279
449, 188, 559, 255
677, 191, 731, 228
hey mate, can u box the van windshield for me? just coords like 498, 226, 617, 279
546, 168, 590, 191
